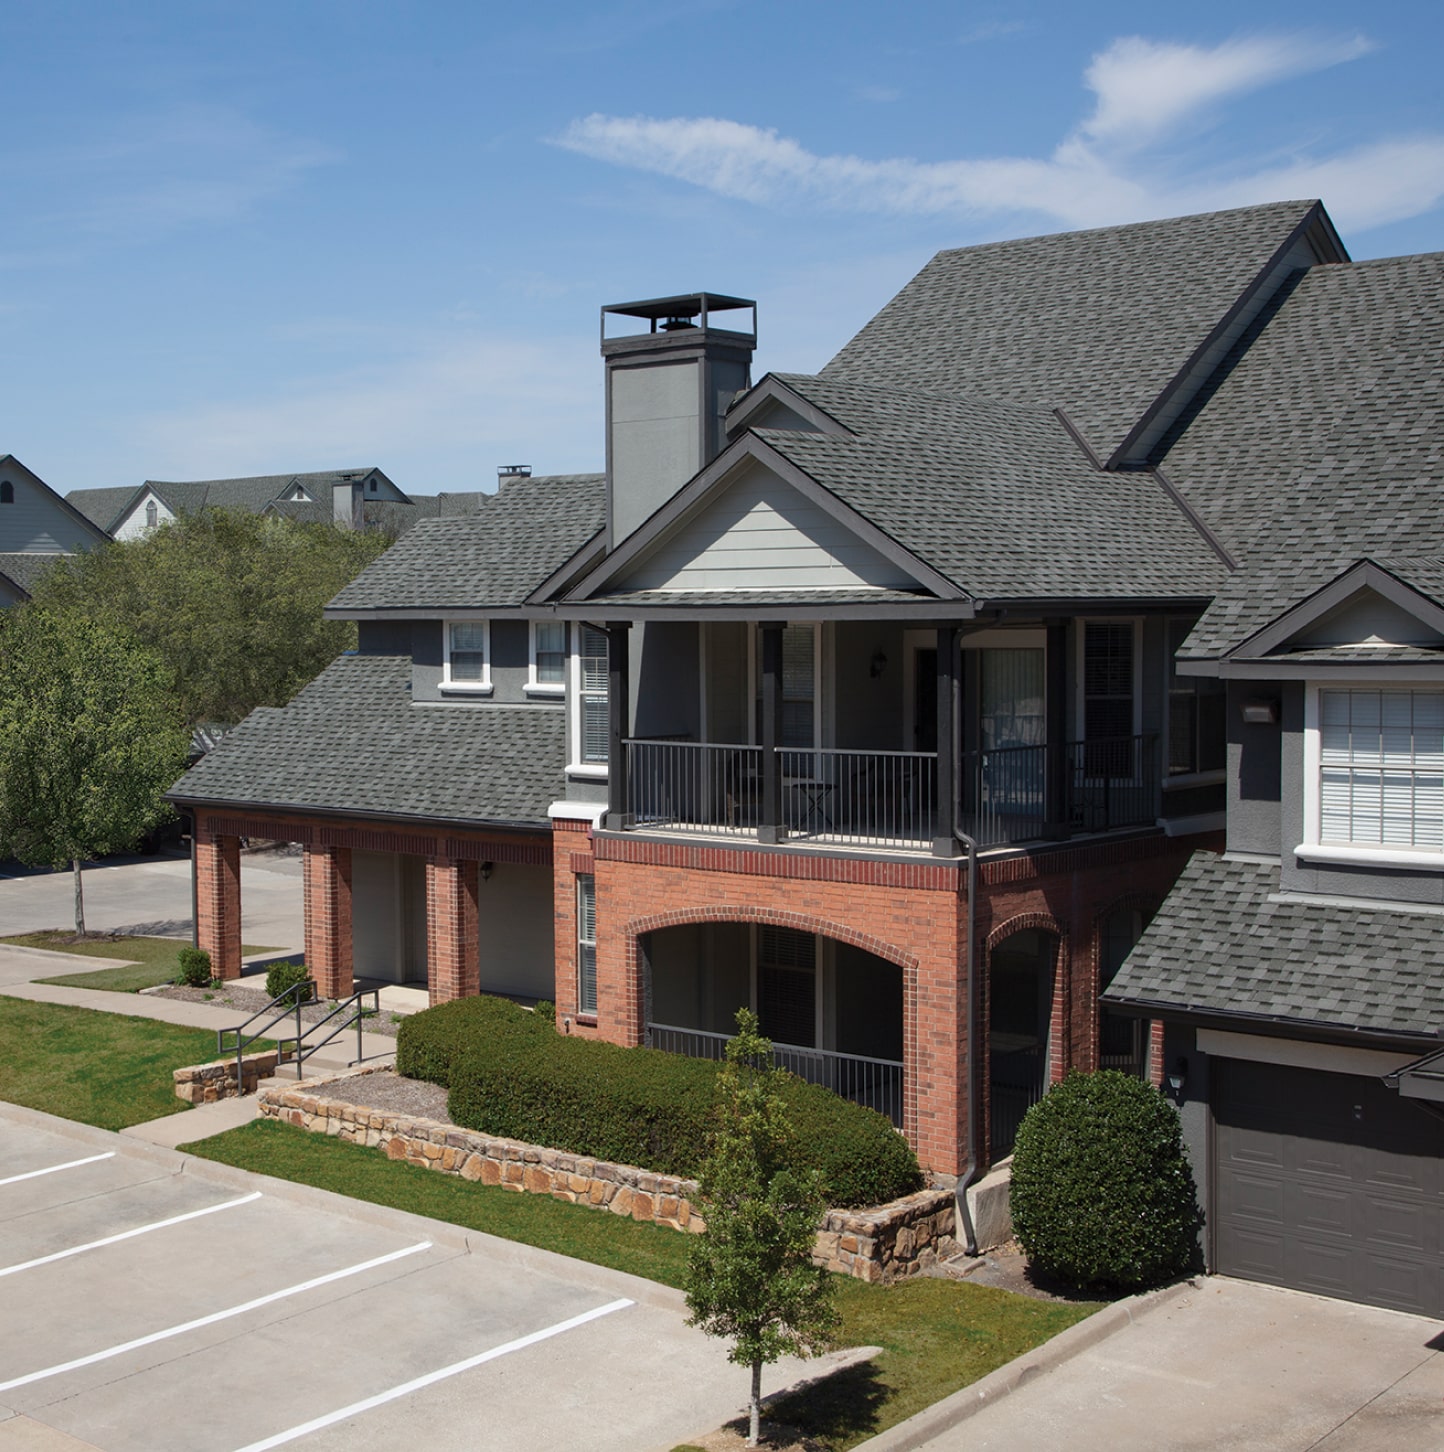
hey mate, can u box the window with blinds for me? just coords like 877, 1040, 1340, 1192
576, 875, 597, 1014
533, 621, 566, 686
1083, 622, 1134, 741
446, 621, 488, 684
756, 925, 816, 1048
579, 626, 609, 764
753, 625, 816, 748
1319, 689, 1444, 848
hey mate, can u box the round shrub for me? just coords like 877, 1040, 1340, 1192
265, 960, 313, 1002
1010, 1069, 1198, 1291
175, 947, 212, 988
395, 993, 549, 1086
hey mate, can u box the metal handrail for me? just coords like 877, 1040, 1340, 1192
217, 982, 382, 1087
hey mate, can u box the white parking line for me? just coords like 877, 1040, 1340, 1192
0, 1152, 115, 1187
0, 1240, 433, 1393
0, 1191, 261, 1279
233, 1297, 636, 1452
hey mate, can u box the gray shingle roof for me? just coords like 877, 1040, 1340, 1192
170, 654, 564, 828
1165, 255, 1444, 658
754, 376, 1225, 602
824, 201, 1321, 464
1104, 853, 1444, 1041
331, 473, 604, 612
0, 552, 66, 595
64, 486, 136, 532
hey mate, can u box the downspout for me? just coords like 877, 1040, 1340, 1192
952, 826, 981, 1255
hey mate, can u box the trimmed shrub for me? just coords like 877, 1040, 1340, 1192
265, 960, 313, 1003
175, 947, 212, 988
427, 997, 922, 1208
1010, 1069, 1199, 1291
395, 993, 550, 1087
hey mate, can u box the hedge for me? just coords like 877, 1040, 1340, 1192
395, 995, 922, 1208
1010, 1069, 1199, 1290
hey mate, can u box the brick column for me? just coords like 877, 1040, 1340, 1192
303, 845, 353, 999
195, 830, 242, 981
426, 854, 479, 1006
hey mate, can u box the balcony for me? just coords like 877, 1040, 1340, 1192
621, 734, 1159, 852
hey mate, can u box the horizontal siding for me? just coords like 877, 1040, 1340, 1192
0, 472, 101, 553
623, 463, 914, 591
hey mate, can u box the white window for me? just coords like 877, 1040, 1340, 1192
576, 625, 609, 767
144, 499, 158, 529
442, 620, 492, 694
1316, 688, 1444, 852
576, 875, 597, 1015
527, 620, 567, 696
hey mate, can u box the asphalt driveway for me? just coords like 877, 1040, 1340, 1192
0, 1105, 818, 1452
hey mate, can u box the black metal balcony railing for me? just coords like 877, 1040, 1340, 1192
648, 1022, 904, 1127
623, 733, 1158, 851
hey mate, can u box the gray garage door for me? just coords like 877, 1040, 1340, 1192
1214, 1058, 1444, 1317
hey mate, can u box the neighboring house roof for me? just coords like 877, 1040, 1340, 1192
328, 474, 604, 613
1103, 853, 1444, 1043
0, 552, 66, 597
823, 200, 1336, 466
1163, 254, 1444, 659
169, 653, 565, 829
69, 468, 406, 533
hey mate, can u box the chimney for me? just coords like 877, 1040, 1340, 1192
497, 464, 532, 492
601, 292, 756, 547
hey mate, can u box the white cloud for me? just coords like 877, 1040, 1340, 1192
1080, 33, 1373, 148
554, 31, 1441, 236
132, 333, 602, 485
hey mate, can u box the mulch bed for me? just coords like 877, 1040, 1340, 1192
148, 983, 402, 1039
312, 1069, 450, 1120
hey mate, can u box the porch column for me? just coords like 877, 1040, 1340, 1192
757, 622, 785, 844
932, 625, 958, 856
195, 829, 241, 981
1044, 618, 1070, 837
303, 845, 353, 999
604, 622, 631, 830
425, 854, 479, 1006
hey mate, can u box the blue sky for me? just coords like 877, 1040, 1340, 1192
3, 1, 1441, 494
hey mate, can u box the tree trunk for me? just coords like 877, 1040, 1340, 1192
72, 858, 86, 937
748, 1357, 762, 1447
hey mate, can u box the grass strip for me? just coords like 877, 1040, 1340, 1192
0, 997, 249, 1130
5, 932, 280, 993
182, 1119, 1096, 1448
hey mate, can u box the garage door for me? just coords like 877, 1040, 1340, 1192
1214, 1058, 1444, 1317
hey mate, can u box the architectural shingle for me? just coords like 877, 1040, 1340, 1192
171, 653, 565, 828
1104, 853, 1444, 1040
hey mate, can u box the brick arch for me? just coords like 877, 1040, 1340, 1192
624, 904, 919, 975
985, 911, 1066, 952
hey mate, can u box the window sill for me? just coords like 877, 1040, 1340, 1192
440, 683, 494, 697
1163, 769, 1225, 790
1295, 842, 1444, 871
524, 684, 566, 698
566, 763, 608, 780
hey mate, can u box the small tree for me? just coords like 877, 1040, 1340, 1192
0, 608, 190, 935
685, 1010, 838, 1447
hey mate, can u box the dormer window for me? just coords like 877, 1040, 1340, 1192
442, 620, 492, 694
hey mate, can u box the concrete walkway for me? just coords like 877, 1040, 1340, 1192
888, 1276, 1444, 1451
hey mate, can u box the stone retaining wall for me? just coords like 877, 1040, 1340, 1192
174, 1050, 290, 1103
257, 1070, 957, 1283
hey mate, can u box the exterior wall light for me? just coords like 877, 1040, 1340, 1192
1166, 1058, 1188, 1096
870, 651, 888, 679
479, 861, 494, 881
1240, 699, 1279, 724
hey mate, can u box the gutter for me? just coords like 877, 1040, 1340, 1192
952, 825, 981, 1255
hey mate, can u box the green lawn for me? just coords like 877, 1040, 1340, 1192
5, 932, 280, 993
0, 997, 241, 1130
183, 1119, 1096, 1448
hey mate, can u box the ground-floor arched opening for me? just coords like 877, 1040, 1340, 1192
643, 921, 904, 1125
989, 926, 1058, 1158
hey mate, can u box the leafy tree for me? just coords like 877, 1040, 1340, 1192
0, 608, 190, 934
28, 508, 389, 729
685, 1010, 838, 1447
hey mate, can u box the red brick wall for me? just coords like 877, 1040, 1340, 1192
195, 831, 241, 980
303, 845, 353, 998
426, 855, 479, 1006
551, 818, 594, 1026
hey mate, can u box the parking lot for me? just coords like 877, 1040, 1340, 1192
0, 1106, 805, 1452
